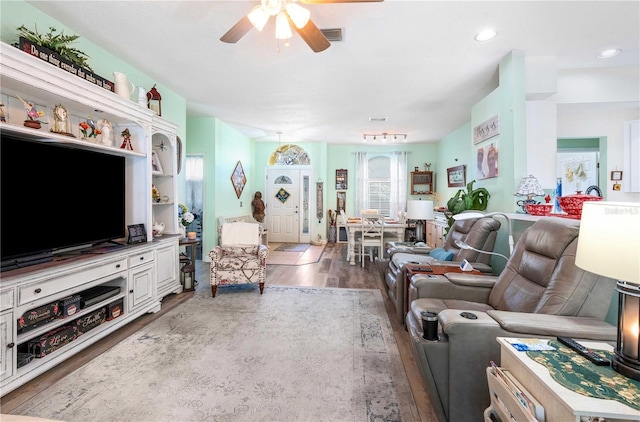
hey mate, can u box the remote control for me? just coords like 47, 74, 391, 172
556, 336, 610, 366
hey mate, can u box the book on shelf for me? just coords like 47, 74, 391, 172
490, 361, 545, 422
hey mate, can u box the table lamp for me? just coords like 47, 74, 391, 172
406, 200, 434, 242
452, 211, 514, 254
514, 175, 544, 213
576, 201, 640, 381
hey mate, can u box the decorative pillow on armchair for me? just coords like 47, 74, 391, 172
429, 247, 454, 261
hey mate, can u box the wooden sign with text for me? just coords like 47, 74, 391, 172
19, 38, 114, 92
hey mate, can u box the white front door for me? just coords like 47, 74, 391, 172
266, 167, 311, 243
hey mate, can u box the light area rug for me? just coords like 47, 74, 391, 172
267, 243, 325, 266
274, 243, 310, 252
12, 286, 418, 422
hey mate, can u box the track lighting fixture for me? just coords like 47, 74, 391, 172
362, 132, 407, 142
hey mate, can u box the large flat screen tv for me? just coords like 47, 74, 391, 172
1, 133, 126, 271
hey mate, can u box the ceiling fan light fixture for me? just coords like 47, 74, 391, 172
261, 0, 283, 16
286, 3, 310, 29
275, 11, 292, 39
248, 5, 270, 31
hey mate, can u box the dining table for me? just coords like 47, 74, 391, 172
345, 219, 407, 266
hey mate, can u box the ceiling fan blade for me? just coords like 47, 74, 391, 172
220, 16, 254, 43
289, 16, 331, 53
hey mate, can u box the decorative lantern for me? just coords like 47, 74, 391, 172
146, 84, 162, 116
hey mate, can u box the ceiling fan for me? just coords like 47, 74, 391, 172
220, 0, 382, 53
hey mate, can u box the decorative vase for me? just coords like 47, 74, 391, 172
178, 223, 186, 238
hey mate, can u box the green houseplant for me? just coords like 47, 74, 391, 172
17, 25, 93, 72
445, 180, 490, 229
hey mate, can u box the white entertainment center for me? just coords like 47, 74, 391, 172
0, 41, 183, 395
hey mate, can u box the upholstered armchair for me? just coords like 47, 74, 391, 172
209, 222, 268, 297
405, 217, 617, 422
384, 215, 501, 324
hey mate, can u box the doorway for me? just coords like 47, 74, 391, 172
265, 167, 311, 243
185, 155, 204, 259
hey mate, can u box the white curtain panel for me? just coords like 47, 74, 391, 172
389, 151, 408, 220
355, 151, 368, 215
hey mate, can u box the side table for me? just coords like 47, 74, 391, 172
496, 337, 640, 421
179, 237, 200, 291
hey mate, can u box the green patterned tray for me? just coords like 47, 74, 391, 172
526, 340, 640, 410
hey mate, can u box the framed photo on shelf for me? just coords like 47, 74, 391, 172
151, 149, 164, 175
611, 171, 623, 181
127, 224, 147, 244
447, 165, 466, 188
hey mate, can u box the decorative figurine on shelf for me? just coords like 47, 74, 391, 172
120, 128, 134, 150
17, 95, 47, 129
79, 115, 101, 140
98, 119, 113, 146
0, 100, 6, 122
252, 191, 266, 223
152, 184, 161, 203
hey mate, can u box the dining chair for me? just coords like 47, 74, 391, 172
360, 213, 384, 267
340, 209, 360, 263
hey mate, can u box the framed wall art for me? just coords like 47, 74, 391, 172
336, 191, 346, 213
151, 149, 164, 175
231, 160, 247, 199
447, 165, 466, 187
611, 170, 623, 181
336, 169, 348, 190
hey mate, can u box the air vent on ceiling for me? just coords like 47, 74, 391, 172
321, 28, 344, 42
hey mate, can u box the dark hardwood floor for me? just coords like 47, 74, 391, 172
1, 243, 438, 421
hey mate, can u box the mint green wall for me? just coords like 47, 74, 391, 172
324, 143, 436, 215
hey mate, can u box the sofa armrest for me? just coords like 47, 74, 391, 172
436, 309, 616, 343
444, 273, 497, 288
408, 273, 493, 303
486, 310, 616, 341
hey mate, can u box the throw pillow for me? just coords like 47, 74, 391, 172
430, 247, 454, 261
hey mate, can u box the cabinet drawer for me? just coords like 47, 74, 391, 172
0, 289, 14, 312
18, 258, 127, 306
128, 250, 154, 268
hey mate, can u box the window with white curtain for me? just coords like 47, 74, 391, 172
355, 152, 408, 218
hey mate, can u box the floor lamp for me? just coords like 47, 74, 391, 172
452, 211, 514, 254
407, 200, 434, 243
576, 201, 640, 381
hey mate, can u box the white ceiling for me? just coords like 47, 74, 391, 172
26, 1, 640, 145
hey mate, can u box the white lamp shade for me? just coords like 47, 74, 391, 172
576, 201, 640, 284
406, 200, 434, 220
248, 5, 270, 31
285, 3, 310, 29
275, 11, 292, 39
514, 174, 544, 197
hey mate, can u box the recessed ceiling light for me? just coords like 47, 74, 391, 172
368, 116, 388, 122
475, 29, 497, 42
597, 49, 622, 59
